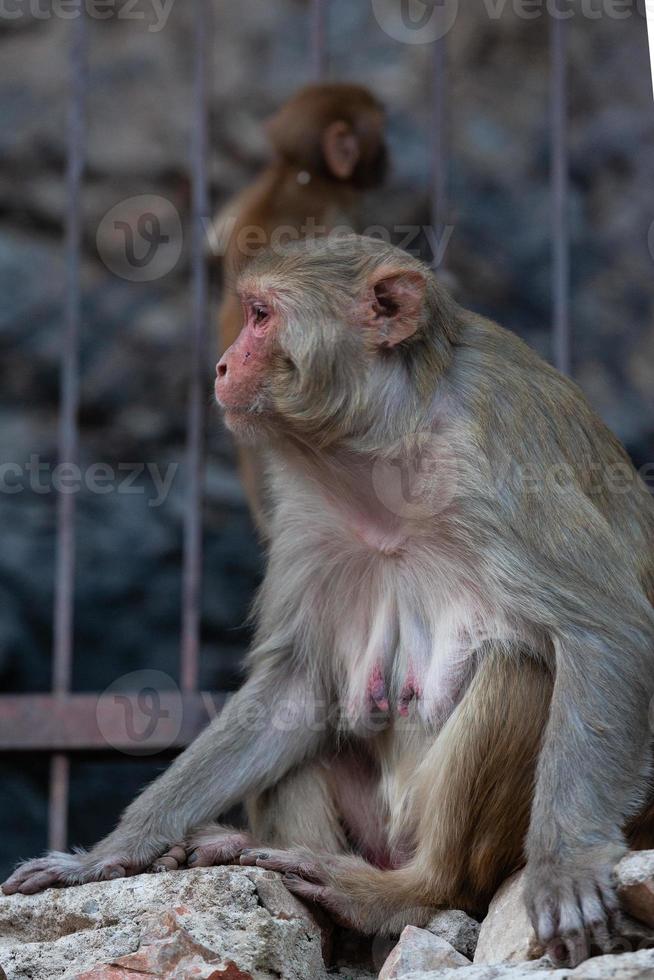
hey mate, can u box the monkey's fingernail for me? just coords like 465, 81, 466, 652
187, 853, 198, 866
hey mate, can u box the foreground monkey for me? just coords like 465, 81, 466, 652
5, 237, 654, 967
213, 83, 388, 529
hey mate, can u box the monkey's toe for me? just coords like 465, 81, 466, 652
151, 845, 188, 873
282, 875, 360, 930
239, 847, 322, 880
185, 831, 254, 867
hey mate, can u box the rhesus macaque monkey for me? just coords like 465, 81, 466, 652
6, 237, 654, 969
213, 83, 388, 530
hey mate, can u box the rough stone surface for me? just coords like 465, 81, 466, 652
426, 909, 481, 959
616, 851, 654, 929
378, 925, 470, 978
474, 872, 543, 966
390, 947, 654, 977
0, 866, 328, 980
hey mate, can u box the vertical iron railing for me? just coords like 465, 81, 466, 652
431, 30, 448, 266
0, 2, 578, 852
646, 1, 654, 97
49, 5, 87, 852
311, 0, 328, 80
550, 12, 570, 375
180, 0, 210, 695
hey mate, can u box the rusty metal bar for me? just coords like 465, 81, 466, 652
49, 5, 87, 852
311, 0, 328, 80
646, 1, 654, 98
180, 0, 210, 694
431, 31, 448, 268
0, 694, 225, 753
550, 11, 570, 375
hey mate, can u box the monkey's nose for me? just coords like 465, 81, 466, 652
216, 359, 227, 379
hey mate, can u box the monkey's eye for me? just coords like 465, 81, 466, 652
252, 304, 270, 327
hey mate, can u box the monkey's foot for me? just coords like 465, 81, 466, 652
524, 853, 624, 967
1, 851, 144, 895
153, 827, 256, 872
239, 847, 366, 930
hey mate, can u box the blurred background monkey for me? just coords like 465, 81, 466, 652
211, 83, 389, 530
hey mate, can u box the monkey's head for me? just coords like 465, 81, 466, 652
266, 83, 389, 189
215, 236, 459, 448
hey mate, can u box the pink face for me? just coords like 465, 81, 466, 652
215, 295, 277, 433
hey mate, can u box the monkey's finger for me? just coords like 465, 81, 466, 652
534, 897, 559, 946
562, 929, 590, 968
240, 848, 322, 881
580, 890, 611, 954
2, 860, 53, 893
99, 863, 127, 881
16, 870, 62, 895
151, 845, 188, 872
151, 856, 181, 873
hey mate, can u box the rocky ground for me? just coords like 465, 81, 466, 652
0, 0, 653, 879
3, 851, 654, 979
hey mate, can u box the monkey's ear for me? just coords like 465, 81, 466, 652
322, 121, 360, 180
365, 269, 427, 347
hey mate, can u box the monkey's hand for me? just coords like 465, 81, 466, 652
239, 847, 371, 931
152, 825, 257, 871
523, 846, 625, 967
2, 842, 165, 895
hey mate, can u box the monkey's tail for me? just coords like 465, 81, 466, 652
316, 855, 450, 935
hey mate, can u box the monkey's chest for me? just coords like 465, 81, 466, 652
332, 571, 484, 730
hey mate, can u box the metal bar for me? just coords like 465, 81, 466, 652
0, 694, 226, 752
49, 5, 87, 852
646, 0, 654, 98
430, 32, 448, 268
180, 0, 210, 694
310, 0, 328, 81
550, 11, 571, 375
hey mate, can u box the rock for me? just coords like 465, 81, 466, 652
474, 872, 543, 965
0, 866, 328, 980
380, 947, 654, 977
474, 855, 654, 968
378, 925, 470, 978
616, 851, 654, 929
426, 909, 482, 959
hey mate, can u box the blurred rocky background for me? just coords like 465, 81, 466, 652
0, 0, 652, 879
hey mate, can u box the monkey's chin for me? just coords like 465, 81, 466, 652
222, 408, 270, 446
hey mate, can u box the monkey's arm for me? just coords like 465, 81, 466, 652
490, 489, 654, 964
2, 665, 328, 894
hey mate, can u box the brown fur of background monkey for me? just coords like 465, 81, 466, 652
212, 83, 388, 530
6, 236, 654, 970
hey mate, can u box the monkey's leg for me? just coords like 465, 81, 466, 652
250, 650, 552, 935
154, 760, 348, 871
2, 670, 328, 894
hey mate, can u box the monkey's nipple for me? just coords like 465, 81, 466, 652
398, 668, 421, 716
367, 663, 389, 713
